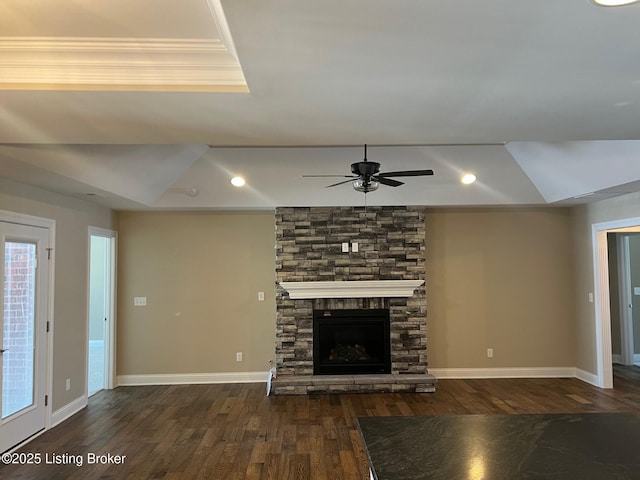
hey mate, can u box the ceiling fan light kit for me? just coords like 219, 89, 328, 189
353, 178, 379, 193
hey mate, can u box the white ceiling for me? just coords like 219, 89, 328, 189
1, 0, 640, 209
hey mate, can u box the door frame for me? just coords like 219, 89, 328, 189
0, 209, 55, 438
87, 226, 117, 393
593, 217, 640, 388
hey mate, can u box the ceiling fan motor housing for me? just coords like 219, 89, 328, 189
352, 161, 380, 177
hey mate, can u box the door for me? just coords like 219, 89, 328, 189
617, 234, 635, 366
625, 234, 640, 366
1, 222, 49, 453
88, 228, 116, 395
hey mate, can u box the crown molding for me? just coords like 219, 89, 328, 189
0, 36, 248, 91
0, 37, 229, 52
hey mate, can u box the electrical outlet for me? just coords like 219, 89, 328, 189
134, 296, 147, 306
236, 352, 243, 362
258, 291, 265, 301
341, 242, 349, 253
66, 378, 71, 391
352, 242, 359, 252
487, 348, 494, 358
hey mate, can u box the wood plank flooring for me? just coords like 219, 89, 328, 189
2, 367, 640, 480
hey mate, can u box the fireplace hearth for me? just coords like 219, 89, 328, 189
313, 309, 391, 375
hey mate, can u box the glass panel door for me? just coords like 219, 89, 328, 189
2, 241, 37, 418
0, 221, 49, 453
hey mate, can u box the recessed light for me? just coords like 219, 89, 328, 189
461, 173, 477, 185
231, 176, 246, 187
593, 0, 639, 6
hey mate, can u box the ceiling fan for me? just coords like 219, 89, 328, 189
303, 144, 434, 193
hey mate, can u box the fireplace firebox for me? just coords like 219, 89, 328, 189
313, 309, 391, 375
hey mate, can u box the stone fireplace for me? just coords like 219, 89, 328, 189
272, 206, 436, 394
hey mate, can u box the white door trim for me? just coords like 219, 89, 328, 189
0, 210, 55, 436
592, 216, 640, 389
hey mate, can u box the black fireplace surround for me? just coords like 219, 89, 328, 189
313, 308, 391, 375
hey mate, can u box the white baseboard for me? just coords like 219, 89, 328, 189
575, 368, 600, 387
428, 367, 576, 380
51, 395, 88, 427
117, 371, 269, 387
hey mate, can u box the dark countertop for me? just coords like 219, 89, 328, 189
357, 413, 640, 480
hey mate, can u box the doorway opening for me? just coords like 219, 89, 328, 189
608, 232, 640, 369
593, 217, 640, 389
88, 228, 116, 397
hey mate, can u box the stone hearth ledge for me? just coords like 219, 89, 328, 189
278, 280, 425, 299
272, 374, 437, 395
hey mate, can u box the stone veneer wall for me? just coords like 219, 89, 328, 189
275, 206, 427, 377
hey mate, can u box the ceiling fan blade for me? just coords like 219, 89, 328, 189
375, 176, 404, 187
301, 174, 357, 178
326, 179, 356, 188
378, 169, 434, 178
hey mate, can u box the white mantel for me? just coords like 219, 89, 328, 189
279, 280, 424, 299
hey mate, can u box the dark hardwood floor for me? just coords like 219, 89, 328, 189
3, 367, 640, 479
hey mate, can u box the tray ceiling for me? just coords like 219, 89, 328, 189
1, 0, 640, 209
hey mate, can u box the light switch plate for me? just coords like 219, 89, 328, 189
342, 242, 349, 252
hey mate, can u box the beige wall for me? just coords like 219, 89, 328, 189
116, 211, 276, 376
0, 179, 115, 411
426, 207, 576, 369
118, 207, 581, 377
